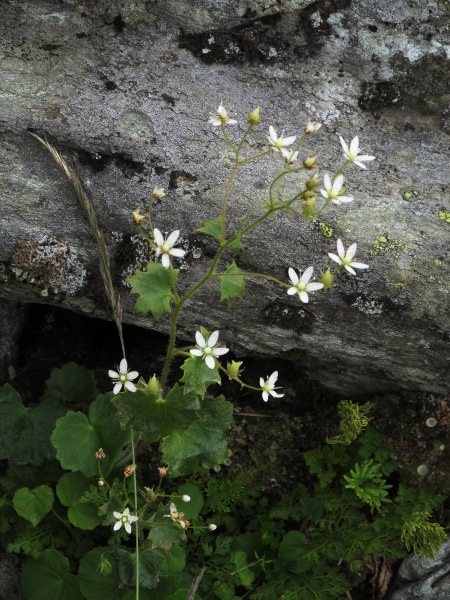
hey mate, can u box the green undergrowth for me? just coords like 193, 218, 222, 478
0, 366, 447, 600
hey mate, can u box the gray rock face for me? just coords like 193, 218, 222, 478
388, 538, 450, 600
0, 299, 27, 386
1, 0, 449, 397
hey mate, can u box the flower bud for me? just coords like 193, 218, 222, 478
208, 524, 217, 531
98, 556, 113, 576
305, 121, 322, 134
158, 466, 167, 478
227, 360, 244, 380
320, 269, 333, 290
98, 479, 105, 486
305, 173, 319, 190
301, 190, 315, 200
152, 186, 166, 199
144, 486, 157, 502
302, 153, 317, 169
133, 207, 146, 226
148, 374, 160, 394
248, 107, 260, 125
303, 197, 316, 219
182, 494, 191, 502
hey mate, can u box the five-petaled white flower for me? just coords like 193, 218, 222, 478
320, 174, 353, 205
153, 228, 185, 269
113, 508, 138, 535
109, 359, 139, 395
287, 266, 324, 303
305, 122, 322, 134
339, 136, 375, 169
267, 126, 296, 152
328, 239, 369, 275
209, 105, 237, 126
260, 371, 284, 402
280, 148, 298, 164
190, 330, 229, 369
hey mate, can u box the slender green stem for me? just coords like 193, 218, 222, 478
169, 264, 180, 303
331, 161, 349, 181
147, 197, 155, 238
221, 122, 237, 153
237, 149, 271, 165
218, 364, 261, 392
137, 225, 154, 248
131, 430, 139, 600
212, 271, 288, 289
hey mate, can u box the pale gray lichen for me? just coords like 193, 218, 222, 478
352, 297, 383, 315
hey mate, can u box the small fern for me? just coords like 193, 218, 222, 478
327, 400, 373, 445
206, 477, 245, 513
343, 460, 392, 512
401, 511, 447, 559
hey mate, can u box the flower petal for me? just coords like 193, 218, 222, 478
205, 355, 215, 369
213, 347, 229, 356
332, 175, 344, 194
287, 287, 298, 295
127, 371, 139, 381
338, 196, 353, 203
299, 291, 309, 303
345, 265, 356, 275
208, 330, 219, 347
125, 522, 132, 534
166, 230, 180, 247
324, 173, 332, 191
306, 282, 324, 292
339, 136, 349, 155
109, 370, 119, 379
356, 155, 375, 162
269, 390, 284, 398
353, 161, 367, 169
195, 331, 206, 348
268, 371, 278, 386
350, 136, 359, 155
190, 349, 203, 357
347, 243, 357, 260
288, 267, 299, 285
260, 377, 265, 387
328, 253, 341, 264
119, 358, 128, 374
125, 381, 137, 392
262, 391, 269, 402
300, 266, 313, 284
114, 521, 122, 531
349, 262, 369, 269
169, 248, 185, 258
113, 512, 122, 519
282, 135, 296, 146
337, 239, 345, 259
269, 126, 277, 142
123, 508, 130, 516
153, 228, 164, 246
161, 254, 170, 269
113, 382, 123, 395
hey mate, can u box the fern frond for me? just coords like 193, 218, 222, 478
327, 400, 372, 445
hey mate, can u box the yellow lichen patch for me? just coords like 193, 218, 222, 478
370, 236, 412, 259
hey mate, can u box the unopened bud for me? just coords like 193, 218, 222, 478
133, 207, 146, 226
248, 107, 260, 125
144, 486, 157, 502
303, 197, 316, 219
301, 190, 315, 200
320, 269, 333, 290
305, 173, 319, 190
148, 374, 160, 394
98, 479, 105, 486
152, 186, 166, 199
302, 153, 317, 169
227, 360, 244, 380
182, 494, 191, 502
208, 523, 217, 531
158, 466, 168, 478
305, 121, 322, 135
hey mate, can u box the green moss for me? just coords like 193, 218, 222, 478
319, 222, 333, 238
394, 283, 406, 290
438, 210, 450, 223
370, 236, 412, 259
435, 259, 442, 266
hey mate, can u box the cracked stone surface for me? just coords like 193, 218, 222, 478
0, 0, 449, 398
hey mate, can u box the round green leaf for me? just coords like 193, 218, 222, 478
41, 363, 99, 404
51, 393, 130, 476
22, 550, 83, 600
164, 546, 186, 576
113, 547, 165, 589
56, 472, 102, 530
13, 485, 54, 527
79, 547, 124, 600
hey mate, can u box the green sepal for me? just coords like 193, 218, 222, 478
160, 395, 234, 476
56, 472, 103, 530
41, 362, 99, 404
13, 485, 54, 527
0, 384, 68, 465
22, 550, 84, 600
180, 356, 221, 399
113, 383, 200, 442
147, 505, 187, 551
127, 262, 178, 320
197, 216, 223, 241
113, 547, 165, 589
51, 393, 130, 477
218, 261, 245, 307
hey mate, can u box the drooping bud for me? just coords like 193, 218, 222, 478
302, 153, 317, 169
148, 374, 160, 394
305, 121, 322, 135
248, 107, 260, 126
305, 173, 319, 190
320, 269, 333, 290
227, 360, 244, 380
152, 186, 166, 199
133, 207, 146, 226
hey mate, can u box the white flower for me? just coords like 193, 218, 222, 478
305, 121, 322, 134
182, 495, 191, 502
267, 126, 296, 152
190, 330, 229, 369
108, 359, 139, 395
328, 239, 369, 275
153, 228, 186, 269
208, 524, 217, 531
260, 371, 284, 402
339, 136, 375, 169
209, 105, 237, 126
113, 508, 138, 535
287, 266, 324, 303
280, 148, 298, 164
320, 174, 353, 205
152, 186, 166, 199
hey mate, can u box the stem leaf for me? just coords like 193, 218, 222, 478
127, 263, 179, 320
